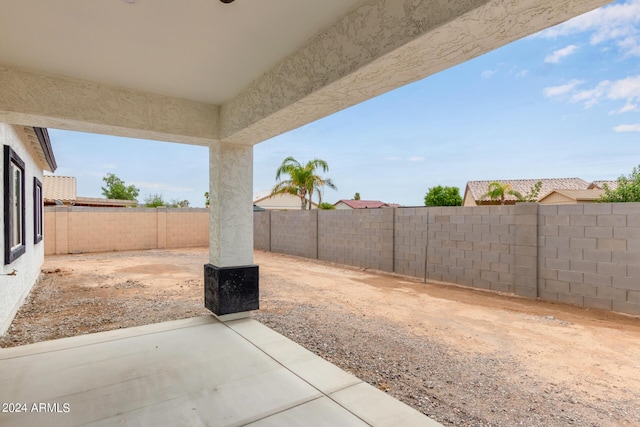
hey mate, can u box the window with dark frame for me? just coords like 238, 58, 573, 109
4, 145, 26, 264
34, 177, 43, 244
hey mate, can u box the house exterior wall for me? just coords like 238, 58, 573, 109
0, 124, 45, 335
334, 202, 352, 210
44, 207, 209, 255
254, 204, 640, 317
462, 189, 477, 207
255, 193, 316, 210
539, 192, 575, 205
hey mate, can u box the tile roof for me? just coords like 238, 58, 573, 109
335, 200, 400, 209
43, 175, 76, 202
466, 178, 591, 202
589, 180, 619, 190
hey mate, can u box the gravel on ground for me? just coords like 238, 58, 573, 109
1, 248, 639, 426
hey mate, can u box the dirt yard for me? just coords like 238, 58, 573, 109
2, 248, 639, 426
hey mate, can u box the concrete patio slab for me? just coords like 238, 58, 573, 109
0, 316, 441, 426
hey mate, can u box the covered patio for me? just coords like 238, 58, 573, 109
0, 0, 611, 425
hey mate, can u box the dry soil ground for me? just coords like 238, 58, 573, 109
1, 248, 639, 426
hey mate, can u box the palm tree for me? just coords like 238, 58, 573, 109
271, 157, 337, 210
482, 181, 512, 205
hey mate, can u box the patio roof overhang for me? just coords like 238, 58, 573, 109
0, 0, 611, 146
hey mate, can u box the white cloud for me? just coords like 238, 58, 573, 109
613, 124, 640, 132
544, 45, 579, 63
543, 79, 584, 98
610, 102, 640, 114
569, 75, 640, 108
516, 69, 529, 78
481, 69, 497, 78
409, 157, 425, 162
608, 75, 640, 100
570, 80, 611, 108
537, 0, 640, 57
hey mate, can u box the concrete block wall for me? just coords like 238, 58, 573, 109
44, 207, 209, 255
67, 208, 158, 253
318, 208, 394, 272
270, 210, 318, 259
426, 205, 517, 293
253, 210, 271, 251
394, 208, 428, 278
538, 203, 640, 315
254, 203, 640, 317
166, 209, 209, 248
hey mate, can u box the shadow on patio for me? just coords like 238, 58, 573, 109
0, 315, 440, 426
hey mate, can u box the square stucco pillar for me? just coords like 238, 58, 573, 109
205, 142, 258, 318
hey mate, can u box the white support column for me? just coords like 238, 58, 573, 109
209, 141, 254, 267
205, 141, 258, 318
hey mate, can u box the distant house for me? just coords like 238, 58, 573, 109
539, 189, 606, 205
1, 125, 57, 334
334, 200, 401, 209
463, 178, 598, 206
253, 189, 318, 210
44, 175, 137, 208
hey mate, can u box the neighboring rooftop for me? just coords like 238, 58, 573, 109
43, 175, 136, 207
334, 200, 401, 209
459, 177, 631, 206
43, 175, 76, 204
589, 181, 619, 190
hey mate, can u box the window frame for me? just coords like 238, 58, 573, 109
33, 177, 43, 244
4, 145, 26, 264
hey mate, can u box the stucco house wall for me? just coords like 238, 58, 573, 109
0, 124, 51, 334
253, 190, 318, 210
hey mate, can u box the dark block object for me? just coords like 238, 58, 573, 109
204, 264, 259, 316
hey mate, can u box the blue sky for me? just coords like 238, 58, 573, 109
49, 0, 640, 207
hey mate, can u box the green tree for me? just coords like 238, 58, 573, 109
424, 186, 462, 206
271, 156, 337, 210
170, 199, 190, 208
144, 193, 165, 207
204, 192, 210, 207
481, 181, 513, 205
354, 192, 361, 200
599, 165, 640, 202
509, 181, 543, 202
318, 202, 336, 210
101, 173, 139, 201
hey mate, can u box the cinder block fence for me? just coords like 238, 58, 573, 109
44, 206, 209, 255
254, 204, 640, 317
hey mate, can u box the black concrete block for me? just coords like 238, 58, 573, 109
204, 264, 259, 315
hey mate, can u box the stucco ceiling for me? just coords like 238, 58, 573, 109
0, 0, 362, 104
0, 0, 611, 145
